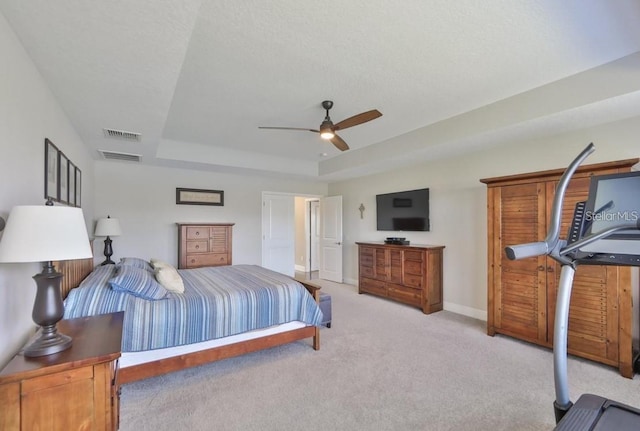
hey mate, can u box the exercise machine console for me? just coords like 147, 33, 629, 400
505, 143, 640, 429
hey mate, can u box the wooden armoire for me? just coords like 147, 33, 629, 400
480, 158, 638, 378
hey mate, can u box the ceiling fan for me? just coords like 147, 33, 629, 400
259, 100, 382, 151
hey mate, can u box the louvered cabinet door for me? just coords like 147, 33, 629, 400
490, 182, 548, 344
546, 173, 632, 376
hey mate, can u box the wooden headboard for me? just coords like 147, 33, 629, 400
55, 257, 94, 299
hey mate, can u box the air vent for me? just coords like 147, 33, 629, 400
103, 128, 142, 142
98, 149, 142, 163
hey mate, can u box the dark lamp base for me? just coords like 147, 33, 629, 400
101, 236, 115, 266
23, 328, 72, 357
26, 262, 73, 357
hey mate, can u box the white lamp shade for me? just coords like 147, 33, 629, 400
94, 217, 122, 237
0, 206, 93, 263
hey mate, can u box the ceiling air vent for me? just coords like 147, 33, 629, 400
98, 149, 142, 163
103, 128, 142, 142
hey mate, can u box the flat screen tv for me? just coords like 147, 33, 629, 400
376, 188, 430, 231
580, 170, 640, 255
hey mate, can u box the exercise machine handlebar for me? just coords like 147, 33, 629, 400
504, 143, 595, 262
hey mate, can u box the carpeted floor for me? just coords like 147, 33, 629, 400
119, 279, 639, 431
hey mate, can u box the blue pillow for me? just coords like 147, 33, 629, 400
109, 265, 168, 300
118, 257, 153, 271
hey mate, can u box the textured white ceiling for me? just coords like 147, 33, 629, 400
2, 0, 640, 180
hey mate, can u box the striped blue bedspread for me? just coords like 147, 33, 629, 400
64, 264, 322, 352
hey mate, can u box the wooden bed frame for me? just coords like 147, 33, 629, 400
56, 258, 321, 384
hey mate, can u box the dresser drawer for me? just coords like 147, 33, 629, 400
404, 250, 424, 262
403, 274, 424, 289
360, 254, 373, 267
185, 253, 229, 268
186, 240, 209, 253
387, 283, 422, 306
22, 367, 93, 394
186, 226, 209, 240
404, 260, 423, 276
360, 266, 374, 278
359, 277, 387, 296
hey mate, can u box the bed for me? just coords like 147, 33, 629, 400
58, 257, 322, 384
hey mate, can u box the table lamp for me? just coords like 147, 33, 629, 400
94, 215, 121, 265
0, 205, 92, 357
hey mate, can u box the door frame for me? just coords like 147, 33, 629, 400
306, 199, 320, 272
261, 191, 323, 277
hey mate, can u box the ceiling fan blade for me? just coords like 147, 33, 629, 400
333, 109, 382, 131
330, 134, 349, 151
258, 126, 319, 133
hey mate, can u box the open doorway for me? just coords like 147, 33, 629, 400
293, 197, 319, 279
265, 192, 341, 281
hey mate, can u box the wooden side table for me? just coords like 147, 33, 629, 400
0, 312, 124, 430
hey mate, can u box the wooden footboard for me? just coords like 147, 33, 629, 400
119, 325, 317, 384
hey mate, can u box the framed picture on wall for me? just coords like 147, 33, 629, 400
176, 188, 224, 206
75, 166, 82, 207
68, 161, 76, 206
44, 139, 59, 202
58, 151, 69, 204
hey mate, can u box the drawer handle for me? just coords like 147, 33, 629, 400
195, 245, 199, 249
191, 259, 196, 263
195, 232, 200, 236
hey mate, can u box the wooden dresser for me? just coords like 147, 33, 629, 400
0, 312, 123, 430
177, 223, 234, 269
480, 158, 638, 377
356, 242, 445, 314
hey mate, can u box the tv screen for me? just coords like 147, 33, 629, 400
376, 188, 430, 231
581, 171, 640, 255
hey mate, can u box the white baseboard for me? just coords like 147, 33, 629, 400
344, 277, 358, 286
443, 302, 487, 321
295, 264, 306, 272
336, 278, 487, 321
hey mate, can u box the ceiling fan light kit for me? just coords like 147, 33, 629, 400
319, 121, 335, 140
259, 100, 382, 151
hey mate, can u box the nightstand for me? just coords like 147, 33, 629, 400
0, 312, 124, 430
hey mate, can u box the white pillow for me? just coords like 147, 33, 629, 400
150, 258, 172, 270
154, 265, 185, 294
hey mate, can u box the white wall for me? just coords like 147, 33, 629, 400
0, 13, 94, 367
93, 162, 328, 267
330, 116, 640, 320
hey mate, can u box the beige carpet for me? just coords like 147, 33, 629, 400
119, 279, 639, 431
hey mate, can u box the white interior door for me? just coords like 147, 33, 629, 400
320, 195, 343, 282
262, 193, 295, 277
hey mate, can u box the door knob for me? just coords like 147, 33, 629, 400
336, 242, 342, 245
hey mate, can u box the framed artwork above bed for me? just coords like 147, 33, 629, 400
176, 188, 224, 206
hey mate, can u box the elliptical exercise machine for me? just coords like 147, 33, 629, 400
505, 143, 640, 429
